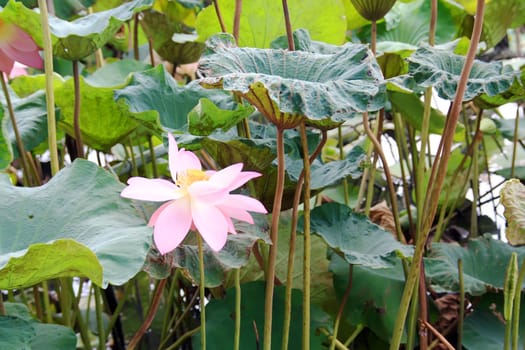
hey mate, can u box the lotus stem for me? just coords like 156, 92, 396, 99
133, 13, 140, 60
72, 60, 84, 159
511, 105, 520, 178
338, 125, 350, 205
164, 327, 201, 350
282, 0, 295, 51
37, 0, 59, 175
233, 0, 242, 45
105, 282, 132, 337
94, 286, 106, 350
212, 0, 227, 33
198, 234, 207, 350
457, 259, 465, 350
390, 2, 486, 347
234, 268, 241, 350
330, 265, 354, 350
263, 128, 286, 350
511, 258, 525, 350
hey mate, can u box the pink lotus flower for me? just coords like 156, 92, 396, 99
121, 133, 267, 253
0, 20, 43, 74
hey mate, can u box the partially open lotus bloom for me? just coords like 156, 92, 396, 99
121, 133, 267, 253
0, 20, 43, 74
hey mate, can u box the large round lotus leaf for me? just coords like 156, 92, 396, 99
424, 236, 525, 295
407, 47, 520, 101
307, 202, 413, 268
0, 0, 153, 60
55, 60, 150, 151
0, 159, 152, 288
500, 179, 525, 246
195, 0, 346, 48
192, 282, 331, 349
200, 35, 386, 127
114, 65, 239, 131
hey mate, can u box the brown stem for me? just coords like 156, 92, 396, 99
330, 265, 354, 350
389, 1, 486, 348
127, 278, 167, 350
418, 264, 428, 350
72, 61, 84, 159
233, 0, 242, 45
213, 0, 227, 33
371, 20, 377, 55
133, 13, 140, 61
420, 319, 455, 350
282, 0, 295, 51
429, 0, 438, 46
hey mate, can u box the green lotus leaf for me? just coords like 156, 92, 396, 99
330, 253, 407, 343
0, 104, 11, 171
407, 47, 520, 101
0, 159, 151, 288
114, 65, 238, 131
424, 236, 525, 295
10, 73, 65, 98
192, 282, 331, 349
141, 10, 204, 64
492, 117, 525, 141
0, 0, 153, 60
55, 60, 151, 151
462, 292, 525, 350
500, 179, 525, 246
200, 35, 386, 127
171, 215, 270, 287
307, 202, 413, 268
188, 98, 255, 136
270, 28, 340, 54
0, 304, 77, 350
195, 0, 346, 48
1, 88, 60, 158
475, 67, 525, 109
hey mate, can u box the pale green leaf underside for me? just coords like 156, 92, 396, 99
0, 159, 151, 287
407, 47, 520, 101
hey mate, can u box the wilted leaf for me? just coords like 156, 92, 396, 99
500, 179, 525, 246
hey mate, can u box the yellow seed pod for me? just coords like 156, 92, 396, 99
350, 0, 397, 21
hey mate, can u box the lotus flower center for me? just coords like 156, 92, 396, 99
177, 169, 209, 188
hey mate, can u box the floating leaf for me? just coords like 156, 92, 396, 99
195, 0, 346, 48
192, 282, 331, 349
330, 253, 407, 342
200, 35, 386, 127
307, 202, 413, 268
0, 159, 151, 287
500, 179, 525, 246
0, 0, 153, 60
407, 47, 520, 101
424, 236, 525, 295
115, 65, 237, 131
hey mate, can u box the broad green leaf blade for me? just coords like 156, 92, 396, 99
172, 215, 270, 287
0, 159, 151, 287
10, 73, 66, 98
492, 117, 525, 141
2, 89, 60, 158
308, 202, 413, 268
389, 90, 465, 141
188, 98, 255, 136
424, 236, 525, 295
141, 10, 204, 64
115, 65, 237, 131
407, 47, 520, 101
200, 36, 386, 125
55, 60, 150, 151
500, 179, 525, 246
0, 104, 12, 170
0, 239, 102, 289
0, 0, 153, 60
330, 253, 407, 343
195, 0, 346, 48
2, 304, 77, 350
192, 282, 331, 349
